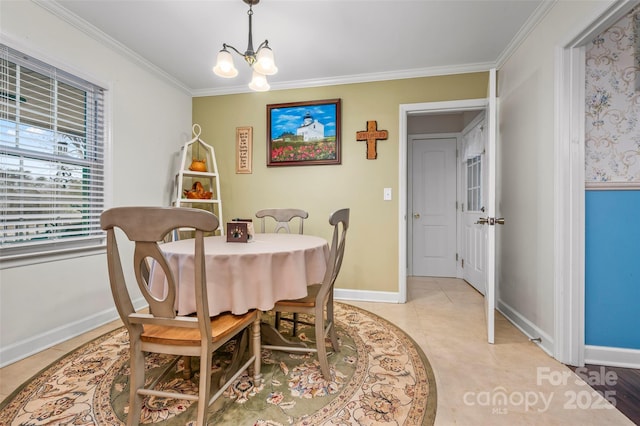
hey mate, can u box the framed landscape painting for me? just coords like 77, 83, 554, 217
267, 98, 341, 167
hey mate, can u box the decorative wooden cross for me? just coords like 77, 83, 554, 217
356, 120, 388, 159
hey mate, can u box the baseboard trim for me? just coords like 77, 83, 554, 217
1, 291, 393, 367
585, 345, 640, 369
335, 288, 402, 304
0, 297, 146, 368
3, 289, 399, 367
497, 299, 554, 356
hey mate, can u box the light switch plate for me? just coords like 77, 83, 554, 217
384, 187, 392, 201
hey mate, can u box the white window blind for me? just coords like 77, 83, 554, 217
0, 45, 106, 259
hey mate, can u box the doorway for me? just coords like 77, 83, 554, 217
399, 69, 498, 344
398, 98, 488, 306
405, 111, 487, 283
555, 1, 640, 367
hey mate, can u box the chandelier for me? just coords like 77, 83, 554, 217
213, 0, 278, 92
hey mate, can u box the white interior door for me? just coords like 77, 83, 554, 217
411, 137, 457, 277
483, 68, 498, 344
462, 153, 487, 294
461, 116, 488, 294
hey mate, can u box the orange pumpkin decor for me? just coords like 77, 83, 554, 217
184, 181, 213, 199
189, 158, 207, 172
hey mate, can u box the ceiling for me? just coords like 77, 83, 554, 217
50, 0, 546, 96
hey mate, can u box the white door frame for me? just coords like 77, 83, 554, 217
554, 0, 636, 366
398, 99, 487, 303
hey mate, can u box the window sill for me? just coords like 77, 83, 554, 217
0, 245, 106, 270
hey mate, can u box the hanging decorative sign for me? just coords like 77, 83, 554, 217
236, 126, 253, 174
356, 120, 388, 159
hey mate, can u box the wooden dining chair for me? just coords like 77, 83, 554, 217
100, 206, 261, 426
255, 208, 309, 234
255, 208, 309, 333
264, 208, 349, 380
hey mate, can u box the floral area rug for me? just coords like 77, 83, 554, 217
0, 303, 437, 425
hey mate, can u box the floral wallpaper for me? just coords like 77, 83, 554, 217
585, 6, 640, 186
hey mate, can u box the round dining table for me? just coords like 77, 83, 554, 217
149, 233, 329, 317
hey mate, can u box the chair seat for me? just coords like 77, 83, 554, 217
273, 284, 321, 308
141, 310, 258, 346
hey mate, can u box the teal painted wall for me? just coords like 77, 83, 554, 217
585, 190, 640, 349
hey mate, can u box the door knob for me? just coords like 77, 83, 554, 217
413, 213, 420, 219
475, 217, 504, 225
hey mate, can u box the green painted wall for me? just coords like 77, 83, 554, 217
192, 72, 488, 294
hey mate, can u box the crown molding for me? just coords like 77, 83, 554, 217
37, 0, 550, 98
34, 0, 192, 95
496, 0, 557, 68
193, 62, 496, 97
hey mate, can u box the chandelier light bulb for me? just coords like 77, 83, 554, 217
248, 71, 270, 92
213, 49, 238, 78
253, 46, 278, 76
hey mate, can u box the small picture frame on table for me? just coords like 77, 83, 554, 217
226, 219, 254, 243
226, 222, 248, 242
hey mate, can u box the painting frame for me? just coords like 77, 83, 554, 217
267, 98, 341, 167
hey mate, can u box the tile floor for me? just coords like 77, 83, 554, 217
0, 277, 634, 425
346, 277, 634, 425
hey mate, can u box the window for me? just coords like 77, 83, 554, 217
0, 45, 106, 259
466, 155, 482, 212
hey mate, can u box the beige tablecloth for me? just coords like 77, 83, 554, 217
149, 233, 329, 316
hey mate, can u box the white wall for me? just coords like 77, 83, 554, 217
0, 1, 192, 366
496, 0, 613, 352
